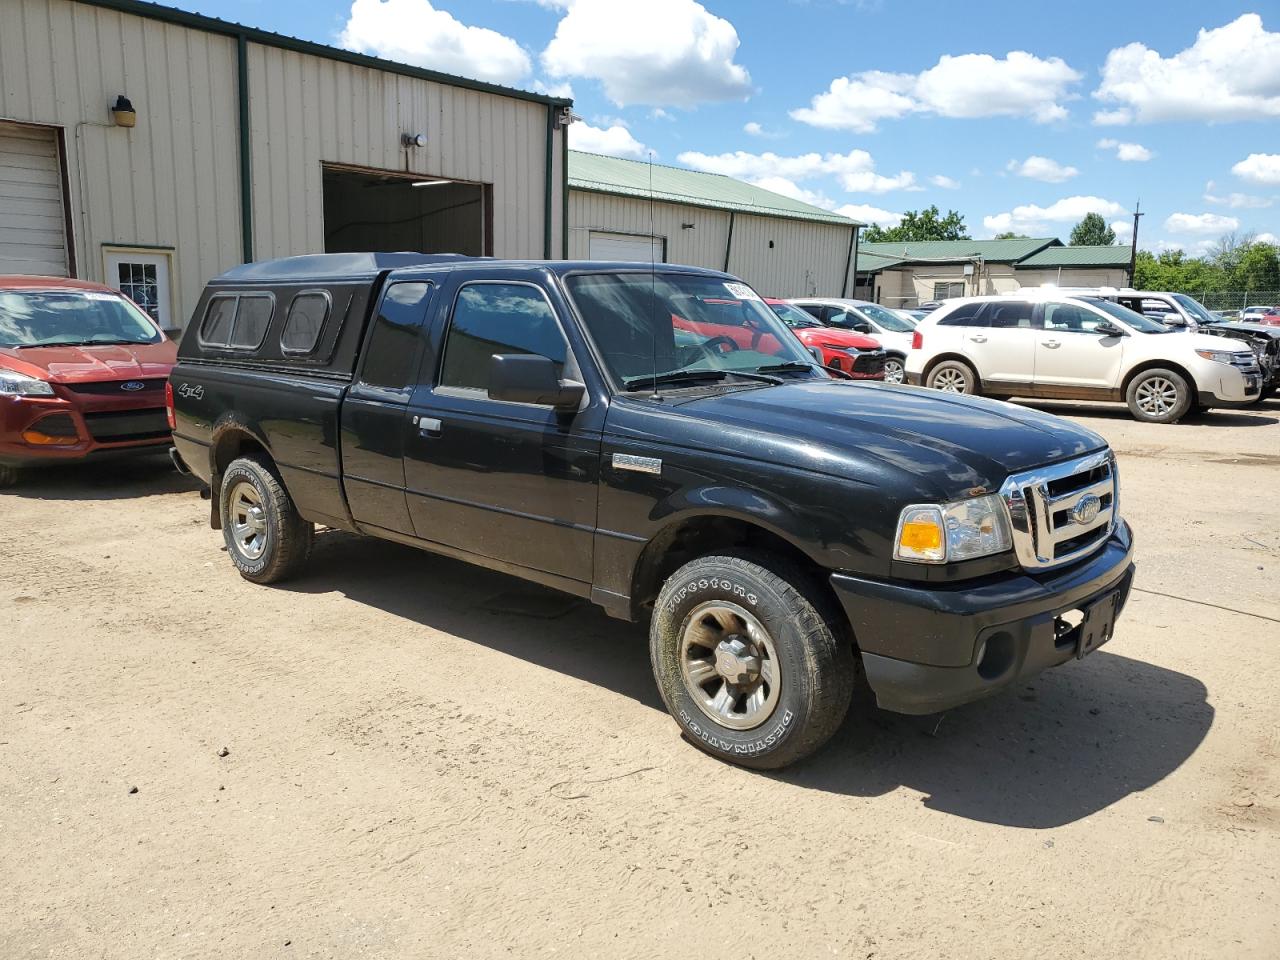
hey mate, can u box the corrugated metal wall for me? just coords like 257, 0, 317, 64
0, 0, 564, 326
569, 190, 852, 298
0, 0, 242, 323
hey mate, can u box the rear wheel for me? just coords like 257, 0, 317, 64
0, 465, 19, 488
882, 356, 905, 384
927, 359, 979, 395
650, 553, 855, 770
219, 455, 313, 583
1126, 368, 1192, 424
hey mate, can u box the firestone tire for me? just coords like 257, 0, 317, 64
649, 553, 855, 771
926, 359, 980, 395
0, 465, 19, 488
1125, 368, 1192, 424
219, 456, 313, 584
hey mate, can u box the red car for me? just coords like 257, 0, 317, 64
764, 299, 886, 378
0, 276, 177, 486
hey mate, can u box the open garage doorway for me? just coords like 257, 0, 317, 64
322, 165, 489, 257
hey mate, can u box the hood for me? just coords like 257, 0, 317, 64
1185, 332, 1254, 353
0, 340, 177, 383
678, 380, 1107, 499
793, 327, 881, 350
866, 329, 913, 353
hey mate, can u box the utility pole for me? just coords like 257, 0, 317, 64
1128, 201, 1144, 287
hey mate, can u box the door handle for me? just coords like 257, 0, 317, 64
411, 415, 443, 436
1043, 339, 1061, 349
969, 335, 987, 343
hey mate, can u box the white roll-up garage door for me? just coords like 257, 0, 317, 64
588, 231, 665, 263
0, 121, 69, 277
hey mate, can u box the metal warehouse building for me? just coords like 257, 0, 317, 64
568, 151, 862, 299
856, 239, 1131, 307
0, 0, 572, 330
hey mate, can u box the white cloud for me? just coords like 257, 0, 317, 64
1092, 108, 1133, 125
1164, 212, 1241, 234
791, 51, 1080, 132
1007, 155, 1079, 183
676, 148, 917, 195
748, 176, 835, 210
1096, 138, 1153, 161
1203, 190, 1274, 209
1092, 14, 1280, 124
532, 79, 575, 99
340, 0, 531, 86
568, 121, 647, 158
983, 196, 1127, 235
1256, 232, 1279, 245
930, 174, 960, 189
541, 0, 752, 107
1111, 219, 1133, 241
650, 108, 672, 121
1233, 153, 1280, 186
837, 204, 902, 228
743, 121, 783, 139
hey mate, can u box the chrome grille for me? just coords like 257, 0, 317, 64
999, 450, 1118, 570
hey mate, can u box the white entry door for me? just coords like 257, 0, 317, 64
104, 249, 174, 329
588, 231, 665, 263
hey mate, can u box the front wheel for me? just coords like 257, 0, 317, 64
650, 553, 855, 770
0, 465, 19, 488
882, 356, 905, 384
927, 359, 979, 394
1126, 368, 1192, 423
219, 456, 313, 583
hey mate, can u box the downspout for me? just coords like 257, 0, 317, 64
722, 211, 735, 272
544, 104, 555, 259
561, 119, 569, 259
843, 224, 859, 298
237, 33, 253, 263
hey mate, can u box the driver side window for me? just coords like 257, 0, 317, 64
439, 283, 567, 392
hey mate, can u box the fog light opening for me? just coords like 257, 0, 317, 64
976, 631, 1015, 680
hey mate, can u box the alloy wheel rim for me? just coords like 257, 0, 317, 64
883, 359, 904, 384
1136, 377, 1177, 415
678, 601, 781, 731
229, 480, 268, 561
934, 368, 967, 392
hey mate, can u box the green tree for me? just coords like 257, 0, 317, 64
863, 205, 969, 243
1235, 242, 1280, 291
1069, 212, 1117, 246
993, 231, 1030, 240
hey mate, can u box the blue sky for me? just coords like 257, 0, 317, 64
174, 0, 1279, 252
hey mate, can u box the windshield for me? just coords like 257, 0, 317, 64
566, 272, 817, 389
1079, 297, 1172, 334
1172, 294, 1217, 325
853, 303, 915, 332
768, 301, 821, 328
0, 290, 162, 348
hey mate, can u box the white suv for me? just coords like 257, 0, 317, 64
904, 294, 1263, 423
787, 298, 916, 383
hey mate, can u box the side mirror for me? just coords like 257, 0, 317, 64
1095, 321, 1125, 337
807, 346, 825, 364
853, 321, 873, 334
1162, 312, 1187, 327
488, 354, 585, 411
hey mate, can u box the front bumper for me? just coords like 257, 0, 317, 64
831, 521, 1135, 715
1199, 366, 1262, 405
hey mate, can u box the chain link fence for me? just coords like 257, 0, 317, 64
1191, 290, 1280, 313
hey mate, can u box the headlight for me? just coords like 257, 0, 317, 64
1195, 348, 1234, 364
894, 493, 1013, 564
0, 368, 55, 396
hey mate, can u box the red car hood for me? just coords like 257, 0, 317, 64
0, 340, 177, 383
792, 327, 881, 351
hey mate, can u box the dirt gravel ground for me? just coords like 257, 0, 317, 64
2, 397, 1279, 959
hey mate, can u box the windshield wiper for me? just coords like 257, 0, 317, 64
754, 361, 817, 374
623, 369, 781, 391
12, 338, 147, 348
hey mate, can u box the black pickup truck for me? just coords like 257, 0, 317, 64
169, 253, 1135, 769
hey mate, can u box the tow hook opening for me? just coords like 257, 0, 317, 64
976, 631, 1015, 680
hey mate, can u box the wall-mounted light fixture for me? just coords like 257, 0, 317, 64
401, 132, 428, 148
111, 95, 136, 128
556, 106, 582, 127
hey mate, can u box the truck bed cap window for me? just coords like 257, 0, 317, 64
198, 293, 275, 350
281, 291, 330, 354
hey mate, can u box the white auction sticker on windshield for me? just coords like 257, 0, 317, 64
84, 292, 120, 301
723, 282, 761, 301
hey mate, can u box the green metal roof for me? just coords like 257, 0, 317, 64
568, 151, 861, 227
851, 250, 908, 272
1017, 245, 1132, 268
858, 238, 1059, 264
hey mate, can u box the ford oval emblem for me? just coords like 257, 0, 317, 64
121, 380, 145, 392
1071, 494, 1101, 526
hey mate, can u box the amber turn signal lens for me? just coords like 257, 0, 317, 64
22, 430, 79, 446
899, 520, 943, 551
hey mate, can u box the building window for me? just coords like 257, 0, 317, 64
933, 281, 966, 299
